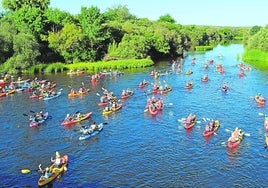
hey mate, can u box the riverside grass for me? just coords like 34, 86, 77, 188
25, 58, 154, 74
195, 46, 213, 51
242, 49, 268, 70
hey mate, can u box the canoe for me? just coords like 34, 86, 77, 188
68, 89, 90, 98
102, 104, 122, 115
227, 130, 244, 149
61, 112, 92, 126
43, 90, 62, 101
78, 123, 104, 140
264, 116, 268, 132
183, 115, 196, 129
38, 155, 68, 187
203, 120, 220, 137
29, 112, 49, 127
255, 95, 265, 106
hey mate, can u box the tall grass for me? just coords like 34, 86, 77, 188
195, 46, 213, 51
242, 50, 268, 70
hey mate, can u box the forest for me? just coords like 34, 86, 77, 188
0, 0, 266, 74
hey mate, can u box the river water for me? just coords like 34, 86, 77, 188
0, 44, 267, 187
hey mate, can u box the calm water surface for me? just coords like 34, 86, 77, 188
0, 44, 268, 188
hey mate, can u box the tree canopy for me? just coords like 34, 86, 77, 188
0, 2, 249, 74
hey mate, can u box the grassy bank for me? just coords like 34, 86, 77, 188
242, 49, 268, 70
195, 46, 213, 51
25, 58, 154, 74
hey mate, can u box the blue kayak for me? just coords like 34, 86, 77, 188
43, 89, 62, 101
79, 123, 104, 140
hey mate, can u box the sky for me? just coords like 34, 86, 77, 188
48, 0, 268, 27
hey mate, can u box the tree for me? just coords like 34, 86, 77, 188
47, 23, 83, 63
4, 32, 40, 73
157, 14, 176, 24
249, 25, 262, 36
2, 0, 50, 11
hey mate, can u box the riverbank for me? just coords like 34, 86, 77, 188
25, 58, 154, 74
242, 49, 268, 70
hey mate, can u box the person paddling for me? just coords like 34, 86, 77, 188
51, 151, 62, 168
38, 164, 52, 179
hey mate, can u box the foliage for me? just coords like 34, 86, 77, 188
242, 49, 268, 70
157, 14, 176, 24
195, 46, 213, 51
249, 25, 262, 36
246, 25, 268, 52
2, 0, 50, 11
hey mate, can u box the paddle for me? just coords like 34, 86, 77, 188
21, 168, 39, 174
30, 110, 35, 113
23, 113, 29, 116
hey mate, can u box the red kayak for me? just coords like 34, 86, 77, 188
98, 102, 108, 107
203, 120, 220, 137
183, 114, 196, 129
61, 112, 92, 126
227, 129, 244, 149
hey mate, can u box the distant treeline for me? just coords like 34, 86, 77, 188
0, 0, 251, 74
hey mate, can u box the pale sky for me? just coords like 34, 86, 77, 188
49, 0, 268, 27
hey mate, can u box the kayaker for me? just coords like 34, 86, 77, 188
38, 164, 52, 179
90, 122, 98, 131
121, 90, 126, 96
51, 151, 62, 168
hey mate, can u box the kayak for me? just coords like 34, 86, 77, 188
183, 115, 196, 129
185, 82, 193, 90
29, 112, 49, 127
67, 70, 85, 75
68, 89, 90, 98
98, 102, 108, 107
43, 90, 62, 101
203, 120, 220, 137
102, 104, 122, 115
266, 135, 268, 147
61, 112, 92, 126
264, 116, 268, 132
78, 123, 104, 140
255, 95, 265, 106
121, 90, 134, 99
139, 82, 149, 88
227, 129, 244, 149
38, 155, 68, 187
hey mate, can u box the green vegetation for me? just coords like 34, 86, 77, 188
242, 50, 268, 70
195, 46, 213, 51
25, 59, 154, 74
0, 0, 249, 75
242, 25, 268, 70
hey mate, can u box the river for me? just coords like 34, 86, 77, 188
0, 44, 267, 187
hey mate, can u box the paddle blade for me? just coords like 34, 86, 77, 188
21, 169, 31, 174
23, 114, 28, 116
30, 110, 35, 113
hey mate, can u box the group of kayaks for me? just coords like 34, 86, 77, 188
180, 113, 247, 149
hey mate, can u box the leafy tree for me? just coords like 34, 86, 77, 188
249, 25, 262, 36
247, 25, 268, 52
2, 0, 50, 11
157, 14, 176, 24
47, 23, 83, 62
4, 32, 40, 73
77, 6, 110, 61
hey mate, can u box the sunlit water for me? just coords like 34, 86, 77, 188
0, 44, 267, 187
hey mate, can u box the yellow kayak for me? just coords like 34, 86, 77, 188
38, 155, 68, 187
102, 104, 122, 115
